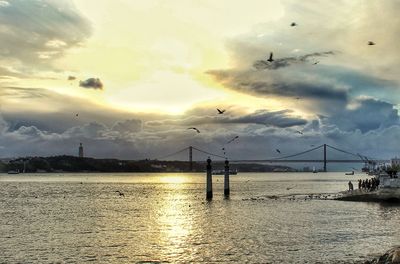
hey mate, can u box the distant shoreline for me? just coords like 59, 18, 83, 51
1, 155, 295, 173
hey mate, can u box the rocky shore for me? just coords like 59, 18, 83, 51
364, 246, 400, 264
334, 189, 400, 203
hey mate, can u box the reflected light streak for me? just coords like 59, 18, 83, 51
157, 187, 194, 258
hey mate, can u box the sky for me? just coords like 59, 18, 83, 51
1, 0, 400, 164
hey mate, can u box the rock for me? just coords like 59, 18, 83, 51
366, 247, 400, 264
391, 248, 400, 263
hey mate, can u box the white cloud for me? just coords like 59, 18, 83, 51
0, 1, 9, 8
45, 39, 67, 48
0, 0, 91, 74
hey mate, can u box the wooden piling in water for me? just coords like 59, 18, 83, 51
206, 157, 213, 200
224, 159, 230, 197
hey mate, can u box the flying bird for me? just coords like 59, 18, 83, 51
188, 127, 200, 133
276, 149, 281, 154
290, 22, 297, 27
227, 135, 239, 144
115, 191, 124, 197
313, 61, 319, 65
368, 41, 375, 46
217, 108, 226, 114
296, 97, 301, 100
286, 185, 296, 190
222, 147, 226, 155
296, 130, 303, 135
75, 113, 79, 117
267, 52, 274, 62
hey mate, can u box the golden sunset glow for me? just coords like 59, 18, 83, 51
20, 0, 285, 115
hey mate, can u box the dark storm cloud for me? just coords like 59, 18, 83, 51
253, 51, 335, 70
207, 69, 348, 103
112, 119, 142, 133
1, 109, 400, 160
240, 81, 346, 101
319, 67, 400, 102
0, 0, 91, 73
0, 116, 149, 158
64, 122, 108, 138
79, 78, 103, 90
224, 110, 307, 127
205, 0, 400, 125
146, 109, 306, 128
10, 125, 46, 139
302, 119, 320, 132
327, 98, 400, 133
0, 86, 148, 133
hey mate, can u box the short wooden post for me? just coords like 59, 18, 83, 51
224, 159, 230, 197
206, 157, 213, 200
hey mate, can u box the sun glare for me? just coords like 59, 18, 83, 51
159, 175, 188, 184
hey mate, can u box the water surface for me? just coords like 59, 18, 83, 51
1, 172, 399, 263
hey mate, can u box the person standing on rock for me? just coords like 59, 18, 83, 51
348, 181, 354, 191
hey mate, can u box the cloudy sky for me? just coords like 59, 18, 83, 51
1, 0, 400, 164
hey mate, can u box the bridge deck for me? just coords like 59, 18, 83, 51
229, 159, 389, 163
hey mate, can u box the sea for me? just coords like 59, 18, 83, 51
1, 172, 399, 263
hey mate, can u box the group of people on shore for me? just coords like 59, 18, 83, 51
348, 178, 380, 191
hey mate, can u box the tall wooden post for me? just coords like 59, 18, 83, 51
206, 157, 213, 200
224, 159, 230, 197
323, 144, 327, 172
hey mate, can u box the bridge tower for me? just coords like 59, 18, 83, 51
79, 143, 84, 158
323, 144, 327, 172
189, 146, 193, 171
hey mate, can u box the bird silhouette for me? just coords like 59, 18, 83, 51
217, 108, 226, 114
296, 97, 301, 100
267, 52, 274, 62
368, 41, 375, 46
115, 191, 124, 197
188, 127, 200, 133
286, 185, 296, 190
290, 22, 297, 27
227, 135, 239, 144
276, 149, 281, 154
313, 61, 319, 65
75, 113, 79, 117
296, 130, 303, 135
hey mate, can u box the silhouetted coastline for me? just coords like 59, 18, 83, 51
0, 155, 294, 173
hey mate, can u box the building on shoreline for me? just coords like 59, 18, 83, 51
391, 157, 400, 167
78, 143, 84, 158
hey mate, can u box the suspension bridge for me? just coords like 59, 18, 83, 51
155, 144, 389, 172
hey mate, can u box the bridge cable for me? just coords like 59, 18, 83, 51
271, 144, 324, 160
326, 144, 367, 159
154, 147, 189, 160
191, 146, 226, 159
